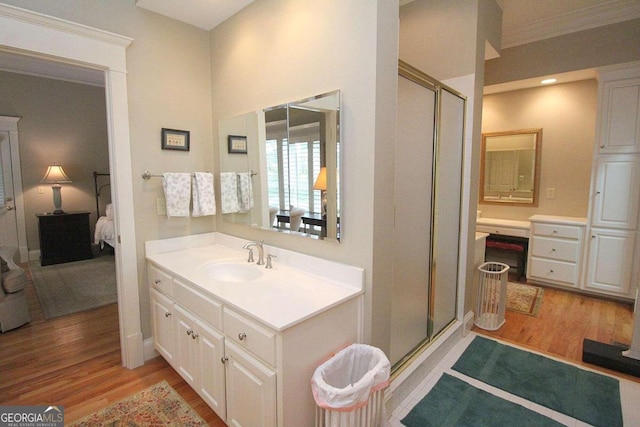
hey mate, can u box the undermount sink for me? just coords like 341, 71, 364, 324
204, 262, 263, 282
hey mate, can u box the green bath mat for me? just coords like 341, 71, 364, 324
401, 373, 563, 427
452, 336, 622, 427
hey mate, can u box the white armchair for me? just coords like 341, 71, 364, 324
0, 246, 30, 332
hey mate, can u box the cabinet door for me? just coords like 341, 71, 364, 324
591, 155, 640, 230
150, 289, 175, 365
174, 305, 199, 388
197, 320, 226, 421
598, 78, 640, 154
585, 228, 636, 296
225, 340, 276, 427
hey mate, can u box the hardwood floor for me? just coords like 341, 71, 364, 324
474, 280, 640, 384
2, 266, 638, 426
0, 264, 225, 425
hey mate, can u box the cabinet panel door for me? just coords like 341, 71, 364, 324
150, 289, 175, 365
586, 229, 636, 296
591, 155, 640, 230
174, 305, 199, 388
197, 320, 226, 421
599, 79, 640, 154
225, 340, 276, 427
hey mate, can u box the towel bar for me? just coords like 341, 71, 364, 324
141, 170, 256, 180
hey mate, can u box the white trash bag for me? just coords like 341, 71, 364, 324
311, 343, 390, 411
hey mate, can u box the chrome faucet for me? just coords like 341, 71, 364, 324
242, 241, 264, 265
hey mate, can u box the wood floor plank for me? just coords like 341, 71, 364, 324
0, 262, 226, 426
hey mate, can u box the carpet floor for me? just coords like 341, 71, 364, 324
29, 256, 117, 319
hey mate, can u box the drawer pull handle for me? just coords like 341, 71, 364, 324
551, 248, 556, 252
221, 356, 229, 364
186, 329, 193, 336
154, 279, 161, 284
552, 230, 557, 234
164, 312, 171, 318
238, 332, 247, 341
191, 333, 199, 340
549, 270, 554, 274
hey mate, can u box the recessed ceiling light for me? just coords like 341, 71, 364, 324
541, 78, 557, 85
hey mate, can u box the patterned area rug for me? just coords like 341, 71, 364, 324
507, 282, 544, 316
68, 381, 207, 426
29, 256, 116, 319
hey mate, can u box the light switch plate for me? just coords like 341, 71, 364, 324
546, 188, 556, 199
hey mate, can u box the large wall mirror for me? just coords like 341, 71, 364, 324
480, 128, 542, 206
218, 90, 341, 241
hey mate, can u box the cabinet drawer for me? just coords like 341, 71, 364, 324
149, 264, 173, 297
476, 224, 529, 238
529, 257, 578, 286
174, 279, 222, 329
224, 308, 276, 366
533, 223, 581, 240
530, 237, 580, 262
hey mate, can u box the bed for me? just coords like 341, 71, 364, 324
93, 172, 115, 253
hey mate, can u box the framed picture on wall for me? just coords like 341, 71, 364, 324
228, 135, 248, 154
161, 128, 190, 151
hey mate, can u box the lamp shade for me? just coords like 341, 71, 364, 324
313, 167, 327, 191
41, 164, 71, 184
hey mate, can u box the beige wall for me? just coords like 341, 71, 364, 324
0, 71, 109, 251
486, 18, 640, 85
480, 79, 597, 220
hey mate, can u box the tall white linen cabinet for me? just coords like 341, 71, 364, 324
584, 63, 640, 299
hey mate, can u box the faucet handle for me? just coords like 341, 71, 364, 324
246, 248, 255, 263
265, 254, 277, 269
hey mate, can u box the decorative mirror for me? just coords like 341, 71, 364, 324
218, 90, 341, 241
480, 128, 542, 206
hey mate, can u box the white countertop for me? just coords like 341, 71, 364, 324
146, 233, 364, 331
528, 214, 587, 226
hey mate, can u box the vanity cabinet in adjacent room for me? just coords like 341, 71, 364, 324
527, 215, 586, 289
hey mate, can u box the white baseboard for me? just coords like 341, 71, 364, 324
463, 310, 474, 336
144, 337, 159, 361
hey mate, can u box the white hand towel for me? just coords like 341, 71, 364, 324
237, 172, 254, 213
192, 172, 216, 217
220, 172, 239, 214
162, 173, 191, 217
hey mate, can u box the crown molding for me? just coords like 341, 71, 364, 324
502, 0, 640, 49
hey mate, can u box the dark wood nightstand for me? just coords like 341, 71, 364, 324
37, 212, 93, 266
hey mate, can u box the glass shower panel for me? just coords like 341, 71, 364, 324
430, 88, 465, 337
390, 75, 437, 366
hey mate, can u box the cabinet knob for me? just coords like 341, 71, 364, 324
549, 269, 554, 274
551, 248, 556, 252
191, 333, 199, 340
238, 332, 247, 341
154, 279, 161, 285
164, 312, 171, 318
600, 145, 605, 148
186, 329, 193, 336
221, 356, 229, 364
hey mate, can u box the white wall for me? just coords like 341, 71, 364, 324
480, 79, 597, 220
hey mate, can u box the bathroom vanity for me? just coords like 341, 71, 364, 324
146, 232, 364, 427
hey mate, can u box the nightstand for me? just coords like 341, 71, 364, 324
37, 212, 93, 266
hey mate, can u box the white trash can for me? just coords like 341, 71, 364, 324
474, 262, 510, 331
311, 343, 390, 427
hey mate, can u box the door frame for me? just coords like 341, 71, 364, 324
0, 4, 144, 368
0, 116, 28, 260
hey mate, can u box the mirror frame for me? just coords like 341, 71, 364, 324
479, 128, 542, 207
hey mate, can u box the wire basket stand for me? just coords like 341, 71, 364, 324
475, 262, 510, 331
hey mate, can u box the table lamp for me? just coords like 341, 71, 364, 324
313, 167, 327, 216
41, 164, 71, 214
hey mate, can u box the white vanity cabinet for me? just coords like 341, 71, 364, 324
591, 155, 640, 230
527, 216, 586, 289
147, 250, 362, 427
585, 228, 636, 296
